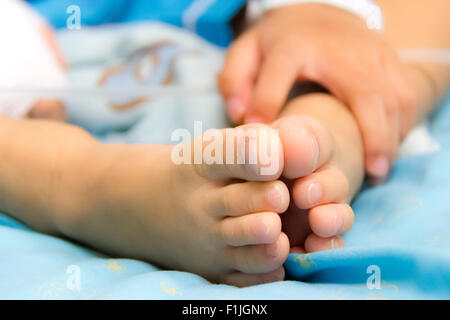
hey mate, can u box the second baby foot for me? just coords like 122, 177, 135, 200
272, 94, 365, 253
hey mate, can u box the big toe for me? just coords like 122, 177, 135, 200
192, 123, 284, 181
272, 115, 333, 179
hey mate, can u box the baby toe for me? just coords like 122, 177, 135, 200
304, 233, 345, 252
219, 212, 282, 246
221, 266, 285, 287
292, 165, 349, 209
309, 203, 354, 238
272, 115, 334, 179
193, 123, 284, 181
210, 180, 289, 217
223, 232, 289, 274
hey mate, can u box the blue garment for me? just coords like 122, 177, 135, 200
27, 0, 246, 46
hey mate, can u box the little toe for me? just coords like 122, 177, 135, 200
210, 180, 289, 217
221, 266, 285, 287
304, 233, 345, 252
219, 212, 282, 246
309, 203, 354, 238
223, 232, 289, 274
292, 165, 349, 209
272, 115, 334, 179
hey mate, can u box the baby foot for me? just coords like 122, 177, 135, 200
60, 123, 291, 287
272, 95, 364, 253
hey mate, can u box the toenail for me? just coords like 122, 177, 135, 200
369, 156, 389, 177
331, 237, 344, 249
254, 220, 269, 239
307, 182, 322, 206
246, 115, 266, 124
310, 133, 319, 171
267, 185, 283, 210
238, 134, 260, 176
266, 242, 278, 258
332, 210, 344, 236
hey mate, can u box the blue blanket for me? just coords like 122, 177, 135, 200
1, 22, 450, 299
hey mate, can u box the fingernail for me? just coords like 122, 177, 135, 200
369, 156, 389, 177
226, 98, 246, 123
245, 115, 266, 124
307, 182, 322, 206
266, 242, 278, 257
